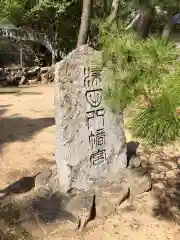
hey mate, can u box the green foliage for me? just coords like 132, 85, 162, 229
131, 80, 180, 146
125, 0, 180, 10
100, 28, 180, 146
0, 0, 35, 25
23, 0, 81, 50
0, 0, 82, 53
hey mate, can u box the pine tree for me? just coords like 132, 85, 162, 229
100, 28, 180, 146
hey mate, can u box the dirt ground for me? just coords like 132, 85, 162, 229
0, 84, 180, 240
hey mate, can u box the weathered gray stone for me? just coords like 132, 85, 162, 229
115, 168, 152, 204
66, 189, 95, 230
91, 179, 113, 190
153, 182, 165, 191
40, 66, 52, 74
19, 75, 26, 85
0, 66, 53, 86
41, 71, 54, 83
103, 184, 129, 204
92, 181, 129, 218
41, 73, 48, 84
95, 198, 115, 218
130, 173, 152, 196
28, 79, 38, 85
35, 169, 52, 186
129, 156, 141, 169
55, 44, 127, 192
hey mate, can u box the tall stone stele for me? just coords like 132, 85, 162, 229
55, 45, 127, 192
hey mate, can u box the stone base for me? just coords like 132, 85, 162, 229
30, 161, 152, 231
65, 167, 152, 231
0, 164, 152, 238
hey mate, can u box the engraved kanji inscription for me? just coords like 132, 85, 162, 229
83, 66, 107, 166
85, 89, 102, 107
96, 128, 106, 147
89, 129, 106, 149
84, 67, 91, 78
84, 76, 101, 89
90, 149, 106, 165
86, 108, 105, 129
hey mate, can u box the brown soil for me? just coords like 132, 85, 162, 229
0, 84, 180, 240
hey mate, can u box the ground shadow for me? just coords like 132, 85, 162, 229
31, 192, 76, 223
0, 189, 77, 239
0, 85, 42, 95
15, 92, 42, 96
130, 143, 180, 223
0, 90, 42, 95
0, 104, 12, 116
151, 157, 180, 222
0, 108, 7, 116
0, 104, 12, 108
2, 85, 39, 89
0, 173, 42, 197
0, 116, 54, 150
0, 179, 76, 224
0, 201, 34, 239
126, 141, 140, 165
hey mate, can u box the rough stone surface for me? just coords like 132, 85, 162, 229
0, 164, 152, 232
66, 189, 95, 230
19, 75, 27, 85
130, 173, 152, 196
66, 182, 129, 229
115, 168, 152, 204
64, 166, 151, 229
35, 169, 52, 186
95, 198, 115, 218
129, 156, 142, 169
95, 183, 129, 218
0, 66, 54, 86
55, 44, 127, 192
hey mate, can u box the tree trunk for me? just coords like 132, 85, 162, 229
136, 7, 155, 39
106, 0, 121, 27
162, 24, 171, 39
51, 50, 56, 66
89, 0, 121, 49
77, 0, 93, 47
125, 13, 141, 30
162, 14, 173, 40
103, 0, 108, 16
19, 31, 23, 68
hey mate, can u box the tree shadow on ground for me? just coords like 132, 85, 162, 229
0, 188, 77, 239
0, 115, 54, 148
0, 173, 42, 198
0, 104, 12, 116
0, 200, 35, 239
129, 141, 180, 223
31, 192, 76, 223
0, 85, 43, 95
0, 108, 8, 116
0, 90, 42, 95
0, 104, 54, 154
149, 156, 180, 222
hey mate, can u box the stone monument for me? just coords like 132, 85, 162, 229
55, 45, 127, 192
